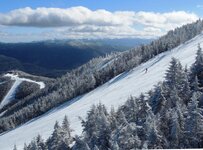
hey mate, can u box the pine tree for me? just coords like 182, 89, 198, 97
124, 96, 139, 122
27, 140, 38, 150
158, 108, 171, 146
109, 107, 118, 130
36, 134, 47, 150
13, 144, 17, 150
192, 76, 201, 91
81, 104, 98, 148
23, 143, 28, 150
165, 58, 180, 89
61, 115, 73, 149
145, 109, 165, 149
149, 84, 166, 114
81, 104, 97, 139
116, 109, 128, 126
62, 115, 71, 137
81, 104, 111, 149
175, 101, 186, 135
169, 111, 182, 148
190, 44, 203, 88
185, 92, 203, 148
168, 87, 181, 108
112, 122, 141, 150
164, 58, 187, 99
137, 94, 151, 126
180, 72, 191, 105
47, 121, 63, 150
72, 136, 90, 150
97, 111, 111, 150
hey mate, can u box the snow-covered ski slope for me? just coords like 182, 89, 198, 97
0, 34, 203, 150
0, 73, 45, 109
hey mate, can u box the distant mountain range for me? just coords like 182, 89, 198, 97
0, 38, 151, 77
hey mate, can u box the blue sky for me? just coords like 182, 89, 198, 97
0, 0, 202, 13
0, 0, 202, 42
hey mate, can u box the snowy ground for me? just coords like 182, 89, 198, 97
0, 34, 203, 150
0, 73, 45, 109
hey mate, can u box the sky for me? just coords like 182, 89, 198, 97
0, 0, 203, 42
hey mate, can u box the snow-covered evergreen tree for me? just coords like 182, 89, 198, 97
149, 84, 166, 114
164, 58, 188, 98
124, 96, 139, 122
72, 136, 90, 150
192, 75, 201, 91
13, 144, 17, 150
136, 94, 151, 126
23, 49, 203, 149
190, 44, 203, 88
61, 115, 73, 149
109, 107, 118, 130
111, 122, 141, 149
169, 111, 182, 148
81, 104, 111, 149
47, 121, 64, 150
185, 93, 203, 148
97, 111, 111, 150
27, 140, 38, 150
36, 134, 47, 150
146, 116, 163, 149
180, 72, 192, 105
23, 143, 28, 150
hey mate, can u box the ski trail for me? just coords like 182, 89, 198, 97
0, 80, 22, 109
0, 73, 45, 109
4, 74, 45, 89
0, 33, 202, 150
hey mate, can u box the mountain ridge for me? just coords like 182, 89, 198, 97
1, 20, 203, 136
0, 38, 150, 77
0, 29, 202, 150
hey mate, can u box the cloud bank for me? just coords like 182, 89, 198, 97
0, 6, 199, 41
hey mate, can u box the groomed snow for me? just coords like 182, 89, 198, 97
4, 74, 45, 89
0, 34, 203, 150
0, 74, 45, 109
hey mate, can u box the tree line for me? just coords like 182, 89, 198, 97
16, 45, 203, 149
1, 19, 203, 134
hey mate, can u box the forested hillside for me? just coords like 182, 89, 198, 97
0, 38, 149, 77
0, 71, 53, 111
0, 20, 203, 135
22, 46, 203, 149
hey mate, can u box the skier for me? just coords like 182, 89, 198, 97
145, 68, 148, 73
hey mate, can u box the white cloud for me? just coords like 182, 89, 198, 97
134, 11, 198, 30
0, 7, 126, 27
0, 7, 198, 29
0, 6, 200, 41
52, 25, 164, 39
